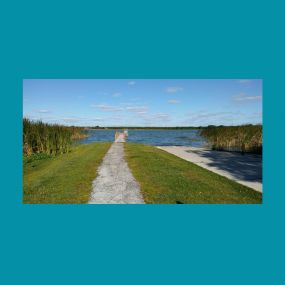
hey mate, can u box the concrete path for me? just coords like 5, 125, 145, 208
89, 143, 145, 204
157, 146, 262, 192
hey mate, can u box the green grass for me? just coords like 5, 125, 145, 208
23, 142, 111, 204
125, 143, 262, 204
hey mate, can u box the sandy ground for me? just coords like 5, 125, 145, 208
157, 146, 262, 192
89, 143, 145, 204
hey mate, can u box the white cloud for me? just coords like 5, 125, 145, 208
24, 114, 108, 126
182, 111, 258, 126
168, 99, 180, 104
91, 104, 123, 112
34, 109, 51, 113
112, 92, 122, 97
233, 93, 262, 102
62, 117, 81, 123
128, 81, 136, 85
186, 111, 236, 120
126, 106, 148, 114
153, 113, 171, 121
155, 113, 170, 118
131, 112, 172, 126
96, 92, 109, 96
108, 115, 122, 121
62, 116, 105, 124
92, 103, 148, 114
165, 87, 183, 93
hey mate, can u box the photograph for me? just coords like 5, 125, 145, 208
3, 1, 285, 284
23, 79, 262, 204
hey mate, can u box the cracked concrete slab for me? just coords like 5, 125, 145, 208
89, 143, 145, 204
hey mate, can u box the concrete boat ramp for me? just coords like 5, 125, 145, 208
157, 146, 262, 192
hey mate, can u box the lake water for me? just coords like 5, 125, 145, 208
79, 129, 207, 147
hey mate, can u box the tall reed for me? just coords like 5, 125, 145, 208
23, 118, 87, 156
200, 124, 262, 154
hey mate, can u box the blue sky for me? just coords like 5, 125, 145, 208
23, 79, 262, 127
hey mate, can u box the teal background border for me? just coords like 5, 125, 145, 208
1, 1, 284, 284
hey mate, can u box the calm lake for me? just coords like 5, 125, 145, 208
79, 129, 207, 147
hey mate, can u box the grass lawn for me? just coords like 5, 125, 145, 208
124, 143, 262, 204
23, 142, 111, 204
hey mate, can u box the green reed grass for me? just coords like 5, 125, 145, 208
200, 124, 262, 154
23, 118, 87, 156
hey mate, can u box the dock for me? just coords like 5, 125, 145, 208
115, 131, 127, 143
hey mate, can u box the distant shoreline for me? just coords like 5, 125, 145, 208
85, 127, 201, 130
85, 124, 261, 130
